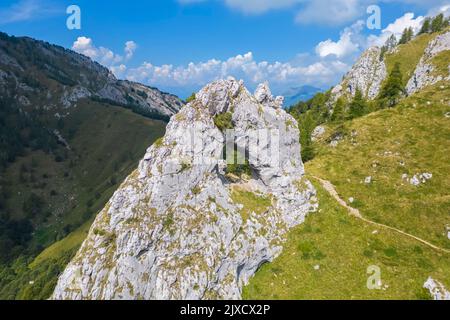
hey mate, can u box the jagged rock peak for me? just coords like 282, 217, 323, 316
329, 46, 387, 105
195, 78, 243, 115
254, 81, 284, 109
52, 78, 317, 300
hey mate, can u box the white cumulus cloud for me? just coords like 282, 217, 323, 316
71, 5, 450, 97
427, 3, 450, 17
110, 64, 127, 78
72, 37, 138, 69
125, 41, 137, 60
124, 51, 350, 95
316, 20, 364, 58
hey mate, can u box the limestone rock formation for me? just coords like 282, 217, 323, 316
424, 277, 450, 300
52, 78, 317, 300
406, 31, 450, 95
311, 126, 326, 142
329, 47, 387, 105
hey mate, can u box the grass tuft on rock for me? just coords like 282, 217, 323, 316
214, 112, 234, 132
231, 187, 272, 222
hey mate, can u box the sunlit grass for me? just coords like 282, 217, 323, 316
243, 181, 450, 300
245, 84, 450, 300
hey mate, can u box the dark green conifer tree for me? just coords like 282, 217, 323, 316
431, 14, 445, 33
331, 97, 346, 122
348, 89, 368, 119
419, 18, 431, 34
379, 62, 404, 108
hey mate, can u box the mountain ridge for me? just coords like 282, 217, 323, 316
0, 32, 184, 120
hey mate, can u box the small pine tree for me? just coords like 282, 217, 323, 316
444, 16, 450, 30
301, 140, 315, 163
386, 34, 398, 50
299, 113, 316, 162
380, 46, 388, 61
431, 13, 445, 33
399, 27, 413, 44
379, 62, 404, 108
331, 97, 346, 122
419, 18, 431, 34
407, 27, 414, 41
380, 34, 398, 60
348, 89, 368, 119
399, 28, 408, 44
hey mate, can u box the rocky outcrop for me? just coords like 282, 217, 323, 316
311, 126, 326, 142
402, 172, 432, 186
424, 277, 450, 300
116, 81, 183, 117
406, 31, 450, 95
52, 78, 317, 300
329, 47, 387, 105
91, 79, 183, 117
61, 85, 92, 108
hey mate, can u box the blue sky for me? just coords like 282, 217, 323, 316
0, 0, 449, 98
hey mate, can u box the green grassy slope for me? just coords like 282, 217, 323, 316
243, 181, 449, 300
3, 100, 165, 250
307, 84, 450, 249
0, 101, 166, 299
384, 33, 434, 86
244, 83, 450, 300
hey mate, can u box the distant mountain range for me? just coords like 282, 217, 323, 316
282, 85, 323, 107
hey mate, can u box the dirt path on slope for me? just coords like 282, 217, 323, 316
311, 176, 450, 255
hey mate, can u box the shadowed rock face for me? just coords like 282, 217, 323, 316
52, 78, 317, 300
